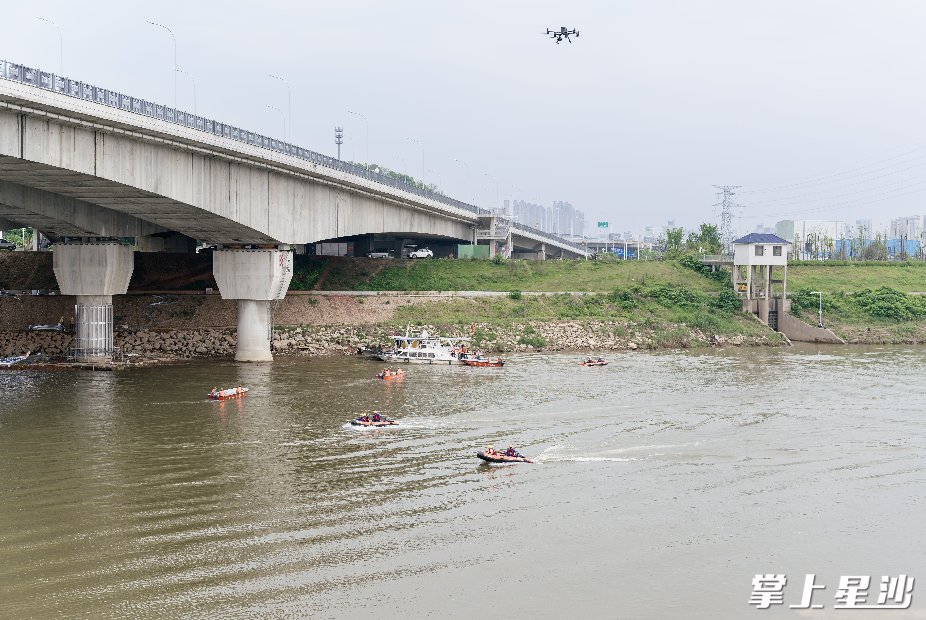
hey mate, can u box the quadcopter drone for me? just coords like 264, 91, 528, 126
545, 27, 579, 44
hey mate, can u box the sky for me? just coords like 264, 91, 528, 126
3, 0, 926, 236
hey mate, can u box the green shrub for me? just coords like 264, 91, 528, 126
607, 287, 637, 310
855, 287, 926, 321
713, 289, 741, 314
509, 289, 522, 300
518, 335, 547, 348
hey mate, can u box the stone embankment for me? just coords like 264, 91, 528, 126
0, 317, 783, 362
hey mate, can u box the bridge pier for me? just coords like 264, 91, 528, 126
52, 241, 134, 362
213, 249, 293, 362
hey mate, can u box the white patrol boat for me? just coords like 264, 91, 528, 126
377, 324, 471, 365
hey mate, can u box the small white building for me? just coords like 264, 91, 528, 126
732, 233, 791, 324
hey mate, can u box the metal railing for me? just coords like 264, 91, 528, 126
0, 58, 589, 253
698, 254, 732, 262
510, 222, 586, 252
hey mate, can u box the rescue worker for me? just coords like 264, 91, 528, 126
506, 445, 517, 457
372, 411, 382, 422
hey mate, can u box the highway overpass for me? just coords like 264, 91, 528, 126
0, 59, 587, 361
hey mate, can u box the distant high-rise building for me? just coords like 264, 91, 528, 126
753, 222, 776, 235
776, 219, 849, 259
890, 216, 921, 240
855, 219, 873, 237
667, 220, 676, 228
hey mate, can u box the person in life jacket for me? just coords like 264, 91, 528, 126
357, 414, 370, 423
486, 445, 497, 456
372, 411, 382, 422
506, 445, 518, 457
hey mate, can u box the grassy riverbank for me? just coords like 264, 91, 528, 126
302, 256, 728, 292
788, 287, 926, 344
784, 262, 926, 293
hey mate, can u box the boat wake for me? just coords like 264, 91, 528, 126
534, 444, 637, 463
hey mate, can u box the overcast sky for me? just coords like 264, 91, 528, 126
4, 1, 926, 236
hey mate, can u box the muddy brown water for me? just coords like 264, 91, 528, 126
0, 345, 923, 619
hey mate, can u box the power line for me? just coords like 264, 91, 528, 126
739, 135, 926, 191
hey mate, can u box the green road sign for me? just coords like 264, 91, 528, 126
598, 221, 609, 228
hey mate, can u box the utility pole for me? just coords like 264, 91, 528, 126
335, 127, 343, 160
712, 185, 740, 256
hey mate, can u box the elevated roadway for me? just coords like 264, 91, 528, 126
0, 60, 586, 361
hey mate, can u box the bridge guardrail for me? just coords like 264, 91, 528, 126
510, 222, 586, 252
0, 58, 587, 254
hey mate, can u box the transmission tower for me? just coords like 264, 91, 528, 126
335, 127, 343, 160
712, 185, 740, 255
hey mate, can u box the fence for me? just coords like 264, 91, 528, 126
0, 58, 590, 254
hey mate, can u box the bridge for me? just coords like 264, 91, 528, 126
0, 59, 587, 362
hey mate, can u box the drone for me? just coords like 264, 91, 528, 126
545, 27, 579, 44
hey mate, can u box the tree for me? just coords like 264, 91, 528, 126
659, 227, 686, 259
686, 223, 722, 254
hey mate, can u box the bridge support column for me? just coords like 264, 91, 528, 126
213, 249, 293, 362
53, 241, 134, 362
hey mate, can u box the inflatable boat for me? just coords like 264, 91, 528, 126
579, 359, 607, 366
462, 358, 505, 367
376, 370, 406, 380
351, 418, 399, 427
208, 387, 249, 400
477, 451, 533, 464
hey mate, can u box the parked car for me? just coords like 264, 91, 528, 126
0, 238, 16, 251
409, 248, 433, 259
365, 250, 391, 258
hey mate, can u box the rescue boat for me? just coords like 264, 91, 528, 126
376, 369, 406, 380
462, 357, 505, 367
207, 386, 249, 400
477, 451, 534, 464
579, 359, 608, 366
351, 418, 399, 427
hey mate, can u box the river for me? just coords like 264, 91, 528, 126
1, 345, 923, 619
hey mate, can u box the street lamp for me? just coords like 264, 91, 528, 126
810, 291, 824, 327
484, 173, 498, 211
347, 110, 369, 168
175, 68, 195, 115
147, 21, 176, 109
428, 169, 442, 192
36, 17, 63, 74
406, 137, 425, 184
454, 158, 470, 203
392, 154, 407, 181
266, 105, 285, 140
267, 74, 290, 143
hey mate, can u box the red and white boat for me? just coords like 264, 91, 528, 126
579, 359, 607, 366
207, 386, 249, 400
462, 356, 505, 367
375, 369, 406, 380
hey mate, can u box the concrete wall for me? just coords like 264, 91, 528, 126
778, 312, 845, 344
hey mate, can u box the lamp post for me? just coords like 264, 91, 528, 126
428, 169, 442, 192
36, 17, 63, 74
406, 137, 424, 183
454, 158, 470, 203
266, 105, 285, 141
392, 155, 407, 181
147, 21, 176, 109
347, 110, 368, 168
267, 74, 290, 143
484, 173, 498, 211
810, 291, 824, 327
175, 68, 195, 115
